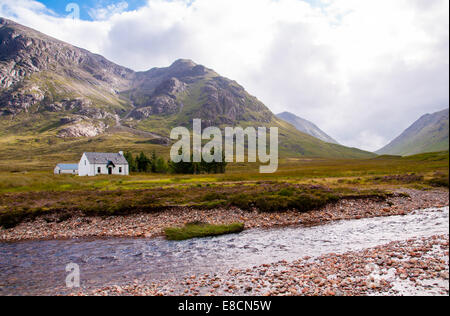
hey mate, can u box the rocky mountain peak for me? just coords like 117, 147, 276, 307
0, 19, 273, 126
0, 19, 376, 159
277, 111, 339, 144
0, 17, 136, 117
0, 17, 10, 25
170, 59, 197, 69
168, 59, 211, 77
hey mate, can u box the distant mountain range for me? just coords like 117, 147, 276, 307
0, 17, 374, 159
377, 109, 449, 156
277, 112, 338, 144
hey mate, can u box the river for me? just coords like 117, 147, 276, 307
0, 207, 448, 295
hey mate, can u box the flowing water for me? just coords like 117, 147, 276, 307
0, 207, 448, 295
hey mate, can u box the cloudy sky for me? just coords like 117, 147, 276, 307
0, 0, 448, 151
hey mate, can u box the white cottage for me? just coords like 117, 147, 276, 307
78, 152, 129, 177
54, 164, 79, 175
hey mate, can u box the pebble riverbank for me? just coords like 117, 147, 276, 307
75, 234, 449, 296
1, 188, 448, 242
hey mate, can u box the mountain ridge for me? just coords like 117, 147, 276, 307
0, 17, 374, 159
376, 108, 449, 156
277, 111, 339, 144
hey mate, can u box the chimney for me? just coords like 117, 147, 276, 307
119, 151, 124, 156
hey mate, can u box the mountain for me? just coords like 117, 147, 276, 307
0, 17, 374, 160
125, 59, 274, 127
277, 112, 338, 144
0, 17, 136, 137
377, 109, 449, 156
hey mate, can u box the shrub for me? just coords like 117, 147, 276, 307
427, 175, 449, 188
290, 193, 332, 212
202, 192, 226, 202
201, 200, 226, 209
254, 196, 289, 212
278, 188, 294, 197
228, 194, 253, 210
0, 211, 27, 229
57, 213, 72, 223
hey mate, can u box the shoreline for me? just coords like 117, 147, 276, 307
1, 188, 448, 243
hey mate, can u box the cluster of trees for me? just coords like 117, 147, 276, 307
123, 151, 227, 174
124, 151, 169, 173
168, 154, 227, 175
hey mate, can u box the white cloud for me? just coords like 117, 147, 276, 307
0, 0, 448, 151
89, 1, 129, 21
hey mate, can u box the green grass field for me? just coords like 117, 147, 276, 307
0, 151, 447, 193
0, 151, 447, 228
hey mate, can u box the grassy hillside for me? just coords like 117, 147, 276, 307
0, 133, 167, 172
377, 109, 449, 156
0, 117, 374, 173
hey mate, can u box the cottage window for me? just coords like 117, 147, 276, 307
98, 167, 101, 174
119, 167, 122, 173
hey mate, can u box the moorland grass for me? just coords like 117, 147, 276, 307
0, 151, 447, 228
0, 183, 394, 228
0, 152, 448, 193
165, 222, 245, 241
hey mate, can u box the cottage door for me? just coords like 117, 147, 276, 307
108, 167, 113, 175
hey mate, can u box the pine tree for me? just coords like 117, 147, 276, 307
136, 152, 151, 173
199, 148, 227, 174
124, 151, 136, 172
169, 149, 194, 174
150, 151, 157, 173
218, 151, 227, 174
154, 157, 168, 173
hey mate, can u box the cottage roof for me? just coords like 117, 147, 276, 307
57, 164, 79, 170
84, 152, 128, 165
